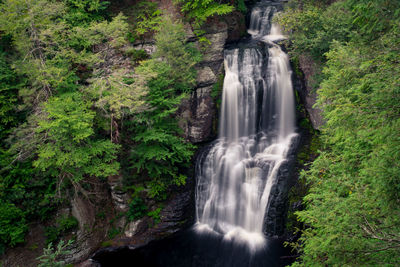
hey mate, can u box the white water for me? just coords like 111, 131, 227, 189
195, 2, 297, 250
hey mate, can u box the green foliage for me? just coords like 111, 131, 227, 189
211, 73, 224, 108
235, 0, 247, 14
0, 0, 205, 255
129, 17, 200, 199
96, 211, 106, 220
147, 206, 163, 225
0, 157, 56, 221
0, 0, 128, 106
127, 196, 147, 221
58, 216, 78, 232
125, 48, 149, 64
45, 216, 78, 245
0, 50, 21, 140
174, 0, 234, 41
175, 0, 234, 26
277, 0, 352, 62
126, 1, 162, 42
0, 36, 57, 251
63, 0, 110, 26
100, 240, 113, 247
281, 1, 400, 266
349, 0, 400, 41
0, 0, 71, 105
0, 0, 131, 254
0, 203, 27, 249
34, 93, 120, 183
107, 227, 121, 239
87, 67, 147, 122
37, 239, 73, 267
152, 18, 202, 87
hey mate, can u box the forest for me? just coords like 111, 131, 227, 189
277, 0, 400, 265
0, 0, 399, 266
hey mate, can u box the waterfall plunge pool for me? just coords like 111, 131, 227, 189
92, 228, 294, 267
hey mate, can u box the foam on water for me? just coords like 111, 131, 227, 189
195, 1, 297, 250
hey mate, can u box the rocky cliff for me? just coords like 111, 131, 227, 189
77, 7, 246, 266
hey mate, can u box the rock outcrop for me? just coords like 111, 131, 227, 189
182, 11, 246, 143
0, 5, 247, 266
296, 54, 325, 130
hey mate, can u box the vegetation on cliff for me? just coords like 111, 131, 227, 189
0, 0, 243, 259
278, 0, 400, 265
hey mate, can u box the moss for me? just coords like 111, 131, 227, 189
101, 241, 113, 247
147, 205, 163, 226
286, 176, 307, 233
29, 243, 39, 251
96, 211, 106, 220
291, 55, 304, 79
107, 227, 121, 239
211, 72, 225, 135
286, 119, 321, 234
211, 73, 224, 108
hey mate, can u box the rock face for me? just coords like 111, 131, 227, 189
180, 86, 216, 143
86, 10, 246, 265
182, 11, 246, 143
0, 182, 113, 267
263, 160, 292, 236
0, 7, 247, 267
64, 197, 99, 264
297, 54, 325, 130
108, 175, 129, 212
263, 135, 300, 237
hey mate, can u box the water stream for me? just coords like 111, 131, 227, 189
195, 0, 297, 250
93, 1, 299, 266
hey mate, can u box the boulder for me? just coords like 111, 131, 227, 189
196, 66, 217, 87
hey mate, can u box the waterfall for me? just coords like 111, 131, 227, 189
195, 1, 297, 249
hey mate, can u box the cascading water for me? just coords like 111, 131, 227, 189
195, 0, 298, 250
93, 2, 299, 266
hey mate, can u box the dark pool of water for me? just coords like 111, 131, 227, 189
92, 228, 294, 267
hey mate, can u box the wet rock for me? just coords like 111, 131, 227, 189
75, 259, 100, 267
225, 11, 248, 42
180, 86, 216, 143
178, 11, 246, 144
263, 158, 295, 237
108, 175, 129, 212
202, 31, 228, 64
125, 220, 142, 238
196, 66, 217, 87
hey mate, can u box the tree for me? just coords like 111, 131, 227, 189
34, 93, 120, 197
279, 1, 400, 266
0, 203, 27, 251
174, 0, 234, 42
129, 17, 201, 199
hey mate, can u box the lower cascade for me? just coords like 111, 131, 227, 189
195, 0, 298, 250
